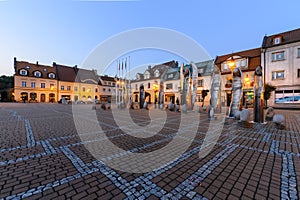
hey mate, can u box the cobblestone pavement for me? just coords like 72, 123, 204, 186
0, 103, 299, 200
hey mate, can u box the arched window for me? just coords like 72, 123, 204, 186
34, 71, 41, 77
48, 73, 56, 79
20, 69, 28, 76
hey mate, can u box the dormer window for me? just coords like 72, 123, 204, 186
154, 70, 160, 77
167, 74, 173, 79
20, 69, 28, 76
48, 73, 56, 79
26, 66, 30, 69
136, 74, 140, 80
273, 36, 282, 45
144, 71, 150, 79
34, 71, 41, 77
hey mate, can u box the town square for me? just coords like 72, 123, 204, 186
1, 0, 300, 199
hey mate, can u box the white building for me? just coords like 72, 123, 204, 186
262, 28, 300, 108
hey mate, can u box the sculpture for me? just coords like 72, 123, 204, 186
254, 66, 264, 122
229, 67, 242, 117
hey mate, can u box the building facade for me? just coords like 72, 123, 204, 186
262, 28, 300, 107
14, 58, 115, 103
130, 61, 178, 108
215, 48, 261, 108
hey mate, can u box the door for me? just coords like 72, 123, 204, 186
40, 94, 46, 102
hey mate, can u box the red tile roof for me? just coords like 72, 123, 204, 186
262, 27, 300, 48
215, 48, 261, 74
14, 59, 56, 79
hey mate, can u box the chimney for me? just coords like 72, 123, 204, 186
148, 65, 151, 70
53, 62, 57, 67
36, 61, 39, 66
14, 57, 17, 73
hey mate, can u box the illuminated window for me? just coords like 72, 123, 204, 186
272, 71, 285, 80
60, 86, 64, 90
50, 84, 54, 90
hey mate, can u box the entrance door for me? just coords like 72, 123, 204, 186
227, 93, 232, 107
40, 94, 46, 102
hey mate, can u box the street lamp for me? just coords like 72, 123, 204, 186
153, 81, 158, 108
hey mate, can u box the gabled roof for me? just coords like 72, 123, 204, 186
262, 28, 300, 48
214, 48, 261, 73
54, 63, 76, 82
132, 60, 178, 82
14, 59, 56, 79
98, 75, 116, 86
76, 68, 99, 84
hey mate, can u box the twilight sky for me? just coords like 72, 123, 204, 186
0, 0, 300, 76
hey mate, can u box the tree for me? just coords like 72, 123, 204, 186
264, 83, 276, 108
201, 90, 209, 107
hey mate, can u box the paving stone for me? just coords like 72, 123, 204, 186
0, 104, 299, 199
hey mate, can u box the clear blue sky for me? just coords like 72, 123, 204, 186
1, 0, 300, 76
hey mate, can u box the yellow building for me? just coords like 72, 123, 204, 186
14, 58, 108, 103
14, 58, 58, 102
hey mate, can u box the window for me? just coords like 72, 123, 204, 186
67, 86, 71, 91
148, 82, 151, 89
272, 52, 285, 61
48, 73, 55, 79
166, 83, 172, 90
221, 63, 230, 72
61, 86, 64, 90
95, 88, 98, 93
167, 74, 173, 79
274, 37, 281, 44
26, 66, 30, 69
41, 83, 46, 88
22, 81, 27, 87
20, 69, 28, 76
298, 48, 300, 57
198, 68, 204, 75
144, 71, 150, 79
82, 87, 86, 92
50, 84, 54, 90
135, 84, 138, 90
31, 82, 36, 88
108, 88, 111, 92
198, 79, 204, 87
154, 70, 160, 77
103, 88, 106, 92
74, 86, 78, 91
298, 69, 300, 78
272, 71, 285, 80
34, 71, 41, 77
